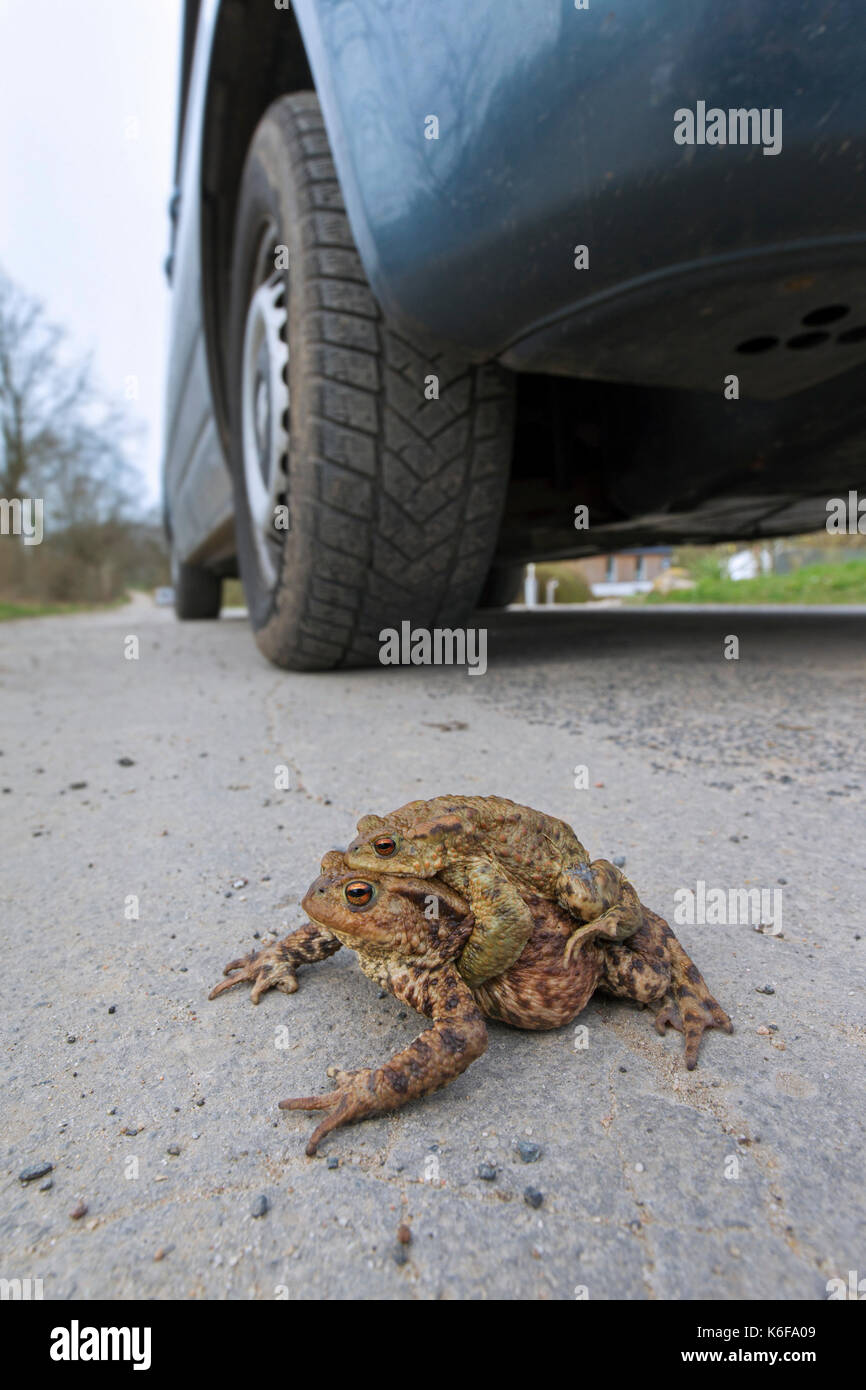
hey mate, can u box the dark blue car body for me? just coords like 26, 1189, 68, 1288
164, 0, 866, 577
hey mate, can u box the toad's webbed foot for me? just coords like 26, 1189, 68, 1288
208, 922, 341, 1004
648, 913, 732, 1068
653, 993, 733, 1070
279, 1065, 380, 1156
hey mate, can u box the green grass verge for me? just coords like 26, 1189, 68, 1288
637, 558, 866, 605
0, 596, 130, 622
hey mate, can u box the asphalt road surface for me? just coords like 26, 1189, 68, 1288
2, 595, 864, 1300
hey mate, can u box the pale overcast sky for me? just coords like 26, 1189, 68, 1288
0, 0, 181, 507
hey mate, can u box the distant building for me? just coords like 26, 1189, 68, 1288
726, 548, 772, 581
576, 547, 672, 597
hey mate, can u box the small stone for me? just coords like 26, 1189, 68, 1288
618, 1066, 627, 1073
251, 1194, 269, 1219
19, 1162, 53, 1184
153, 1245, 174, 1262
524, 1187, 544, 1209
70, 1201, 88, 1220
66, 1035, 76, 1044
326, 1157, 339, 1170
756, 1025, 771, 1035
39, 1179, 54, 1191
516, 1139, 541, 1163
166, 1144, 181, 1157
778, 877, 787, 885
108, 1006, 116, 1015
69, 781, 88, 790
232, 878, 248, 889
477, 1162, 497, 1181
755, 985, 775, 995
612, 854, 626, 868
634, 1162, 645, 1173
117, 757, 135, 767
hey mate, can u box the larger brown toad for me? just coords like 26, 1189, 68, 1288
209, 851, 732, 1155
345, 794, 643, 986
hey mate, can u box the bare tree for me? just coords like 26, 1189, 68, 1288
0, 267, 160, 602
0, 267, 139, 521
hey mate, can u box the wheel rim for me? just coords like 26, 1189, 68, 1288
241, 239, 289, 589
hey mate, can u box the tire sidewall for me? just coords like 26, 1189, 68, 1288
226, 110, 314, 637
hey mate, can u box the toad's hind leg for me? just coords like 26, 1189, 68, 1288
598, 928, 672, 1007
280, 964, 487, 1155
451, 858, 534, 988
652, 914, 732, 1068
562, 864, 644, 963
603, 909, 732, 1068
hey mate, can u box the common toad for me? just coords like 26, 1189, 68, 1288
209, 851, 731, 1154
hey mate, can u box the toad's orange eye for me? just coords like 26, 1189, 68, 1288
344, 881, 374, 907
373, 835, 397, 857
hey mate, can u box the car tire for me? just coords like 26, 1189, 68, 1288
478, 563, 524, 609
173, 558, 222, 620
226, 92, 515, 670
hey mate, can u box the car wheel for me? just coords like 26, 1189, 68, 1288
226, 92, 514, 670
478, 563, 524, 609
173, 557, 222, 620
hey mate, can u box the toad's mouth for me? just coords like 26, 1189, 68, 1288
302, 898, 367, 942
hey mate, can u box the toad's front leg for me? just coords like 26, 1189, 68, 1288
280, 963, 488, 1154
449, 856, 535, 987
208, 921, 341, 1004
562, 861, 644, 961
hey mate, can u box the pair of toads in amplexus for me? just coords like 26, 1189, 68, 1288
209, 795, 732, 1155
